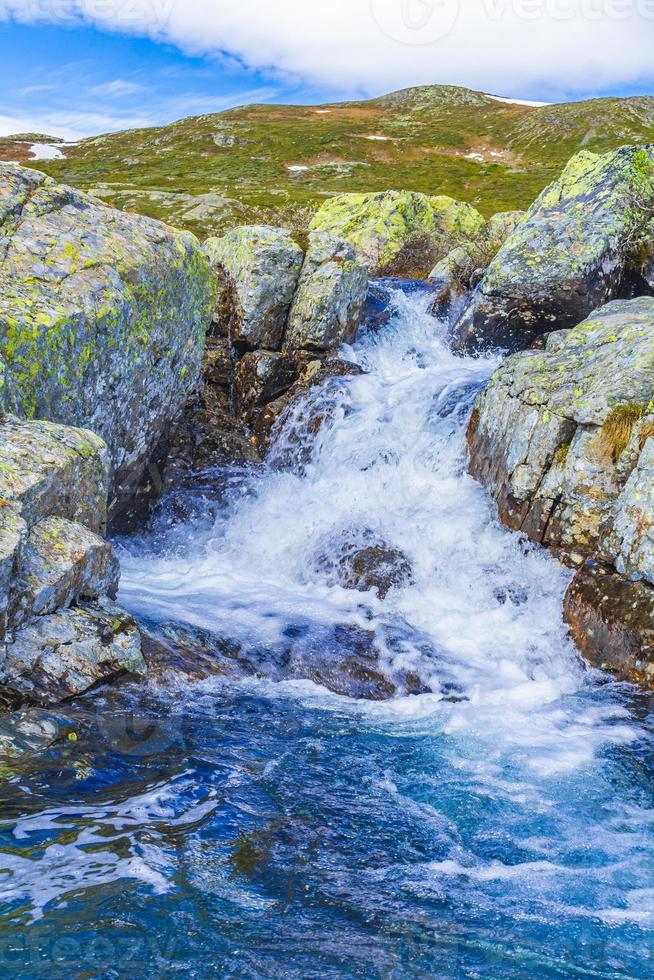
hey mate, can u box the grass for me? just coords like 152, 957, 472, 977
595, 404, 650, 463
2, 83, 654, 240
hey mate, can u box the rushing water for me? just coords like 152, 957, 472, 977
1, 285, 654, 977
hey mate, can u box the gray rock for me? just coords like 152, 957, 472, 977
0, 164, 216, 507
12, 516, 119, 627
468, 297, 654, 556
0, 598, 145, 705
284, 232, 368, 352
453, 148, 654, 351
203, 225, 304, 350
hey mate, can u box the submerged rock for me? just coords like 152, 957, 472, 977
284, 232, 368, 352
0, 163, 215, 509
148, 619, 433, 701
203, 225, 304, 350
453, 147, 654, 351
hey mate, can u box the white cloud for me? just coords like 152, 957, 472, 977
90, 79, 145, 97
1, 0, 653, 98
0, 110, 154, 140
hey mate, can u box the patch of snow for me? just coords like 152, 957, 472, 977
465, 153, 485, 162
287, 165, 309, 172
366, 135, 390, 141
315, 110, 331, 114
29, 143, 65, 160
486, 95, 550, 107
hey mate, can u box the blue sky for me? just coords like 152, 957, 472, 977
1, 2, 653, 140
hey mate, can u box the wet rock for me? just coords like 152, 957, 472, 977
234, 350, 298, 417
253, 356, 365, 455
0, 163, 215, 508
284, 232, 368, 352
315, 534, 413, 598
453, 147, 654, 352
564, 561, 654, 688
164, 386, 261, 484
310, 190, 484, 273
147, 619, 432, 701
202, 336, 234, 387
203, 225, 304, 350
468, 297, 654, 556
1, 599, 145, 705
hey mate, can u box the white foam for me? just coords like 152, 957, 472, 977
119, 288, 639, 776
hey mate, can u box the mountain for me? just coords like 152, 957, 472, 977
3, 84, 654, 239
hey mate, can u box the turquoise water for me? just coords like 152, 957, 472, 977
1, 285, 653, 977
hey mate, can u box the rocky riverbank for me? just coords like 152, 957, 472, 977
460, 146, 654, 686
2, 141, 654, 723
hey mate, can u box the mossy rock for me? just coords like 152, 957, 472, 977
454, 146, 654, 352
310, 189, 484, 272
0, 163, 216, 507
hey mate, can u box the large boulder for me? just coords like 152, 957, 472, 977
0, 164, 216, 507
453, 147, 654, 351
284, 232, 368, 352
309, 190, 484, 273
203, 225, 304, 350
0, 416, 144, 704
468, 297, 654, 557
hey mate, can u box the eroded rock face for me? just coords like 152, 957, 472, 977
468, 297, 654, 557
284, 232, 368, 352
0, 416, 143, 704
310, 190, 484, 273
203, 225, 304, 350
0, 164, 216, 508
453, 148, 654, 352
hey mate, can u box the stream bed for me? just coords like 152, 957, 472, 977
1, 285, 653, 977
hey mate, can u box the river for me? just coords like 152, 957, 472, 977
0, 284, 653, 977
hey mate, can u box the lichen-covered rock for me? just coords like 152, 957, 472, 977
284, 232, 368, 352
12, 517, 119, 627
203, 225, 304, 350
453, 148, 654, 351
1, 599, 145, 704
468, 298, 654, 556
0, 415, 109, 532
485, 210, 526, 240
0, 416, 142, 703
234, 350, 298, 417
429, 195, 486, 240
600, 437, 654, 584
310, 190, 484, 272
564, 561, 654, 687
0, 164, 216, 505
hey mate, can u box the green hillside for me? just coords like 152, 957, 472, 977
3, 84, 654, 238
